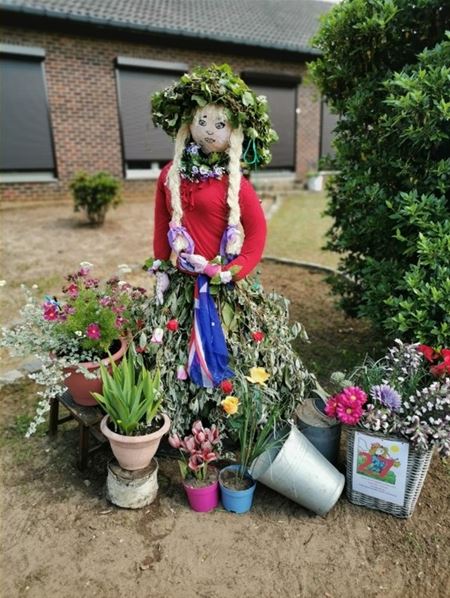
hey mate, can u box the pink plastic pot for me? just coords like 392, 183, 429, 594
183, 479, 219, 513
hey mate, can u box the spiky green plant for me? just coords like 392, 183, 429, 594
92, 348, 162, 436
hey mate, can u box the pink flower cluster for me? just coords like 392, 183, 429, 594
325, 386, 367, 425
86, 323, 101, 340
169, 420, 220, 478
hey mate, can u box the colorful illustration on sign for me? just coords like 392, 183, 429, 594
357, 441, 401, 484
352, 432, 409, 506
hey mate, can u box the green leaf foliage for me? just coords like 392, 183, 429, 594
309, 0, 450, 345
92, 347, 162, 435
70, 171, 121, 226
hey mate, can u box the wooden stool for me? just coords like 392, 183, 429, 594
48, 391, 106, 470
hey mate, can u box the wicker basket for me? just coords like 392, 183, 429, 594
346, 428, 433, 518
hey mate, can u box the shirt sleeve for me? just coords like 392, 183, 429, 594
224, 177, 267, 280
153, 164, 172, 260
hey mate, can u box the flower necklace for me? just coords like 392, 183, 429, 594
179, 142, 229, 183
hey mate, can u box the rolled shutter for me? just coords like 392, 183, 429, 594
241, 77, 297, 170
0, 56, 55, 171
117, 68, 181, 163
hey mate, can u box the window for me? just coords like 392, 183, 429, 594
241, 72, 299, 171
116, 58, 188, 178
320, 100, 338, 161
0, 44, 56, 181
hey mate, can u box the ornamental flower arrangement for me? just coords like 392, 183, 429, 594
137, 257, 313, 437
169, 420, 221, 485
220, 367, 284, 483
0, 262, 148, 435
325, 340, 450, 457
179, 142, 229, 183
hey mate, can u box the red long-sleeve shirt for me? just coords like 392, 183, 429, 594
153, 162, 267, 280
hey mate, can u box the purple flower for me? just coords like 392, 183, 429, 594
84, 277, 99, 289
42, 301, 59, 321
370, 384, 401, 411
186, 143, 200, 155
99, 296, 112, 307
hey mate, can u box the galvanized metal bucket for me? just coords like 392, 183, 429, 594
250, 427, 345, 516
297, 398, 341, 465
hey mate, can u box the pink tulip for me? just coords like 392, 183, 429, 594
168, 435, 182, 449
203, 451, 217, 463
209, 425, 220, 444
195, 431, 206, 443
188, 454, 204, 471
184, 436, 196, 453
191, 420, 203, 434
200, 441, 213, 453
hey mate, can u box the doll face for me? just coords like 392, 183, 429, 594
190, 104, 232, 154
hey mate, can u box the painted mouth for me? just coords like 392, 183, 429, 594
204, 137, 215, 143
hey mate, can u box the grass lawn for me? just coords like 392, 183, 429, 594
265, 190, 339, 269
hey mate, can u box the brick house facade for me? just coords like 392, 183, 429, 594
0, 2, 332, 204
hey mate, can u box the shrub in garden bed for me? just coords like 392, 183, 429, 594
310, 1, 450, 345
70, 171, 121, 226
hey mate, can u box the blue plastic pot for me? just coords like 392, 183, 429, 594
219, 464, 256, 514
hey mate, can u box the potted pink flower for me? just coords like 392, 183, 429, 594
169, 420, 221, 512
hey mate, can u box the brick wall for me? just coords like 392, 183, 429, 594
0, 24, 321, 204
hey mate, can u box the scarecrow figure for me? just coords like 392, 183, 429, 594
142, 64, 312, 433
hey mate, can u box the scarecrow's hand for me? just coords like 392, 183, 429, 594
180, 253, 221, 277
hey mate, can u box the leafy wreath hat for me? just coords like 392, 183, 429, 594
152, 63, 278, 170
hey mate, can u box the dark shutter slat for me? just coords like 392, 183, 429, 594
0, 57, 55, 171
247, 83, 296, 169
117, 69, 178, 162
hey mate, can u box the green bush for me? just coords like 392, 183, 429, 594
309, 0, 450, 346
70, 171, 121, 225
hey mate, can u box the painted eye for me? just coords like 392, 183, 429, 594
215, 122, 226, 130
198, 118, 207, 126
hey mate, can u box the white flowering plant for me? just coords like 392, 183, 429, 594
324, 340, 450, 458
0, 263, 148, 436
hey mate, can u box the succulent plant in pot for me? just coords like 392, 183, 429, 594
92, 347, 170, 471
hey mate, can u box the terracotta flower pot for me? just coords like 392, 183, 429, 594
63, 338, 127, 406
100, 413, 171, 471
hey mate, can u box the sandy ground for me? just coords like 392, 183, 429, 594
0, 200, 449, 598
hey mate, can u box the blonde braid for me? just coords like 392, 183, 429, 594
166, 124, 190, 252
225, 127, 244, 254
167, 124, 190, 224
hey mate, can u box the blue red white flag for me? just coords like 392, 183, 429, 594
187, 275, 234, 387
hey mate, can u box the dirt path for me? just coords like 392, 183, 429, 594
1, 377, 449, 598
1, 201, 449, 597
